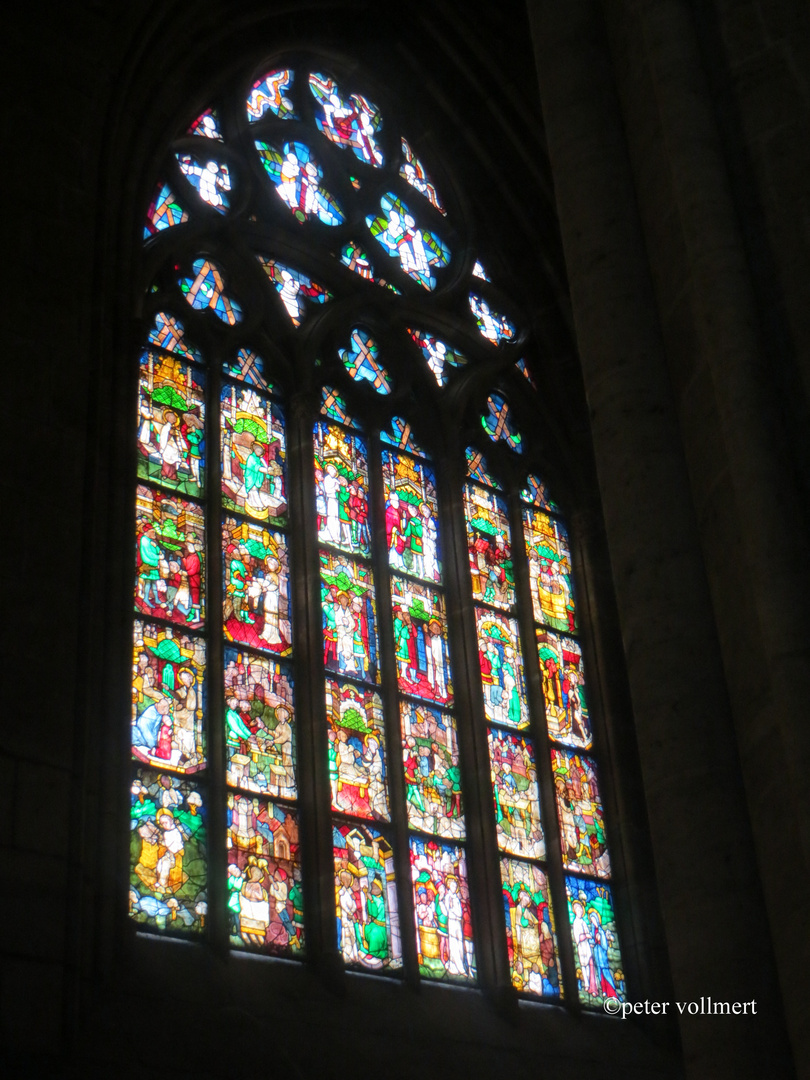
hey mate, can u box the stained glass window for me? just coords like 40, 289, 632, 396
135, 54, 627, 1011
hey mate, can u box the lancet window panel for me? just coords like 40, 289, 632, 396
130, 52, 629, 1010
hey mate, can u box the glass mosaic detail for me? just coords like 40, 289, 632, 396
476, 609, 528, 729
523, 507, 576, 633
321, 551, 379, 683
481, 392, 523, 452
502, 859, 560, 997
247, 70, 295, 121
224, 650, 295, 797
391, 577, 453, 706
148, 312, 202, 362
137, 351, 205, 497
145, 182, 188, 238
379, 416, 428, 456
176, 154, 231, 212
340, 328, 391, 393
411, 839, 475, 981
180, 258, 243, 324
135, 486, 205, 629
321, 386, 355, 427
367, 193, 450, 290
334, 821, 401, 970
130, 768, 207, 933
552, 748, 610, 878
221, 384, 286, 524
314, 421, 370, 557
516, 358, 536, 387
465, 446, 502, 490
340, 240, 395, 289
227, 795, 303, 953
473, 261, 490, 281
222, 518, 291, 656
488, 729, 544, 859
566, 878, 625, 1006
469, 293, 515, 344
408, 329, 466, 385
255, 140, 345, 225
309, 73, 384, 167
224, 349, 270, 391
188, 109, 223, 140
464, 483, 515, 609
401, 701, 464, 839
257, 257, 332, 326
383, 449, 440, 583
521, 473, 559, 513
132, 621, 205, 773
400, 138, 445, 214
537, 629, 591, 748
327, 679, 388, 820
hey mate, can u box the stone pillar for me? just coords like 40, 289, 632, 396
527, 1, 795, 1076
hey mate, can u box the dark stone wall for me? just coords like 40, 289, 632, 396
2, 2, 806, 1077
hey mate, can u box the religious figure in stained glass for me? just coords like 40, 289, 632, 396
258, 257, 332, 326
227, 794, 303, 953
537, 629, 591, 747
469, 293, 515, 343
255, 140, 345, 225
524, 508, 576, 633
326, 679, 388, 820
488, 729, 545, 860
401, 701, 465, 839
314, 421, 370, 556
176, 154, 232, 211
137, 351, 205, 497
383, 449, 441, 582
475, 609, 528, 729
410, 838, 474, 981
222, 518, 291, 655
552, 748, 611, 878
333, 822, 401, 970
400, 138, 445, 214
408, 329, 466, 385
464, 483, 515, 608
566, 879, 624, 1006
131, 621, 205, 773
391, 578, 453, 706
367, 193, 450, 290
309, 73, 384, 167
188, 109, 223, 140
130, 768, 207, 933
224, 649, 295, 797
135, 486, 205, 629
221, 385, 286, 524
501, 860, 560, 997
320, 552, 379, 682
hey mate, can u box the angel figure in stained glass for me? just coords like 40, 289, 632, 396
178, 156, 231, 209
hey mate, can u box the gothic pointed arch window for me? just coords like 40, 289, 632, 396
130, 55, 626, 1009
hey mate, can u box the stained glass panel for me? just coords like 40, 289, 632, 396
188, 109, 223, 140
222, 518, 291, 656
408, 329, 466, 385
521, 473, 559, 513
472, 261, 490, 281
469, 293, 515, 344
476, 609, 528, 729
137, 351, 205, 497
257, 257, 332, 326
135, 485, 205, 629
552, 748, 611, 878
367, 193, 450, 290
566, 878, 625, 1006
321, 551, 379, 683
334, 821, 401, 970
176, 154, 231, 212
501, 859, 560, 997
326, 679, 388, 820
223, 349, 271, 391
383, 450, 441, 583
537, 629, 592, 748
464, 483, 515, 609
130, 768, 207, 933
400, 138, 445, 214
180, 258, 243, 324
339, 328, 391, 393
340, 240, 394, 289
255, 140, 345, 225
379, 416, 428, 456
148, 312, 202, 362
221, 384, 286, 525
247, 70, 295, 121
224, 650, 295, 797
132, 621, 205, 773
228, 794, 303, 953
465, 446, 501, 490
488, 729, 544, 859
401, 701, 464, 839
516, 358, 536, 388
309, 73, 384, 167
321, 385, 355, 426
481, 392, 523, 452
411, 838, 475, 981
144, 182, 188, 238
523, 507, 576, 633
314, 421, 370, 557
391, 577, 453, 706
